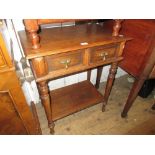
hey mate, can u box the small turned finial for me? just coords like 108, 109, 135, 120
30, 31, 41, 49
24, 19, 41, 49
112, 19, 124, 37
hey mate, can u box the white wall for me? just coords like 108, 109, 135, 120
9, 19, 127, 104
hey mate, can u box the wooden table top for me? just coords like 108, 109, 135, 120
18, 23, 131, 59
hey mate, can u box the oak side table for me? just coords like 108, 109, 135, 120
18, 19, 130, 134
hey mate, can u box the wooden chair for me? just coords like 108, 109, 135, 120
96, 20, 155, 117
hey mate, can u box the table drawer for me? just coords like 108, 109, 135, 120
45, 50, 84, 72
89, 44, 118, 64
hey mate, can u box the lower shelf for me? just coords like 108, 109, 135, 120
50, 80, 104, 121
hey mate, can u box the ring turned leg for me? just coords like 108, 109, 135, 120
112, 19, 124, 37
121, 78, 146, 118
38, 81, 55, 134
102, 62, 118, 112
24, 20, 40, 49
29, 31, 40, 49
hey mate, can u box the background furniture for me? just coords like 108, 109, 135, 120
0, 20, 41, 134
19, 19, 129, 133
102, 20, 155, 117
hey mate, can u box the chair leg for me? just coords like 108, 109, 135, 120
121, 78, 146, 118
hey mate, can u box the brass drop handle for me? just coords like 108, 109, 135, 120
99, 52, 108, 61
60, 59, 71, 69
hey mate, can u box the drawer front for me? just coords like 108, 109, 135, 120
89, 44, 118, 64
45, 50, 84, 72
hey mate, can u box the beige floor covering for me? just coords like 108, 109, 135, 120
36, 75, 155, 135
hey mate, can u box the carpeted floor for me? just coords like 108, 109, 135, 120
36, 74, 155, 135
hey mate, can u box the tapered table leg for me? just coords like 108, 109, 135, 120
95, 66, 103, 89
87, 69, 91, 81
121, 78, 146, 118
102, 62, 118, 112
38, 81, 55, 134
